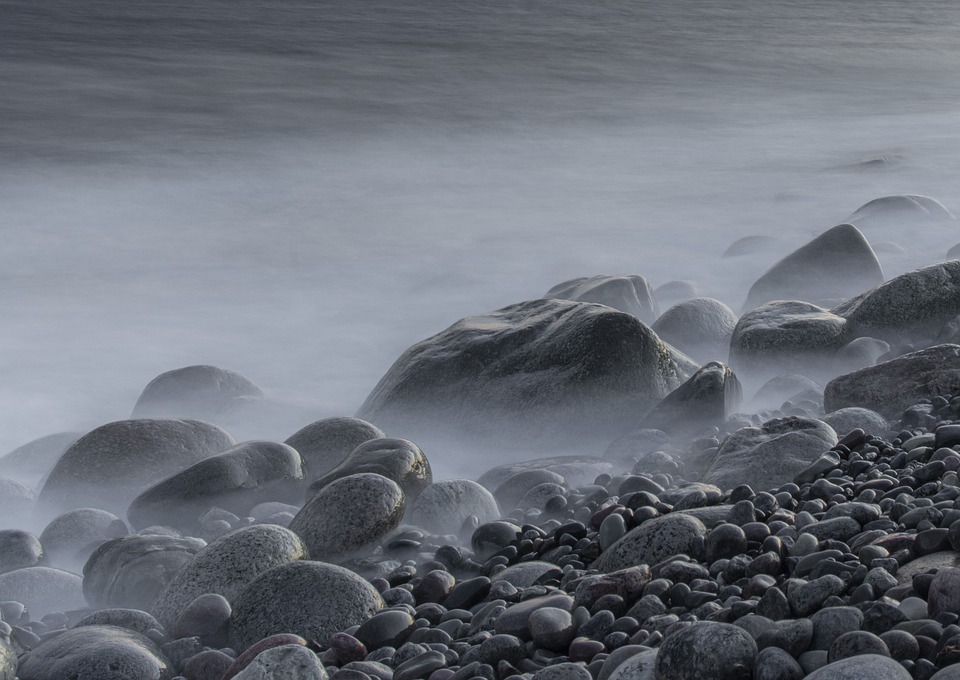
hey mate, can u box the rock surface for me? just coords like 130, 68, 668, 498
410, 479, 500, 536
306, 437, 431, 502
651, 297, 738, 363
39, 508, 129, 569
284, 416, 385, 480
131, 364, 265, 420
641, 361, 742, 434
592, 513, 706, 572
0, 431, 79, 484
0, 566, 86, 618
543, 274, 659, 324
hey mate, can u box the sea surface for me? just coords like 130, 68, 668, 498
3, 0, 960, 454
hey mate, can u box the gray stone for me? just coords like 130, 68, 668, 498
132, 364, 264, 421
651, 298, 738, 363
742, 224, 883, 310
128, 440, 304, 530
753, 647, 803, 680
0, 640, 13, 680
821, 408, 888, 437
306, 438, 431, 503
729, 301, 849, 378
833, 337, 891, 374
846, 194, 954, 226
290, 473, 404, 562
75, 609, 163, 637
703, 416, 837, 493
789, 575, 847, 617
641, 362, 742, 434
655, 280, 699, 307
40, 508, 129, 570
529, 607, 576, 652
478, 456, 616, 492
491, 562, 562, 589
828, 631, 890, 662
833, 260, 960, 343
654, 621, 757, 680
356, 298, 696, 449
750, 374, 822, 410
495, 592, 574, 640
37, 419, 236, 517
802, 654, 911, 680
722, 235, 783, 259
232, 644, 327, 680
0, 566, 86, 618
83, 535, 206, 611
152, 524, 308, 630
544, 274, 659, 324
532, 663, 593, 680
603, 647, 657, 680
0, 477, 35, 528
229, 561, 384, 650
0, 432, 79, 485
172, 593, 231, 646
285, 417, 385, 481
17, 625, 173, 680
518, 482, 566, 510
0, 530, 43, 574
928, 567, 960, 619
410, 480, 499, 536
493, 470, 568, 510
394, 650, 446, 680
825, 344, 960, 418
592, 513, 706, 573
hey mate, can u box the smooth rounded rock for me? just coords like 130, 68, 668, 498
802, 654, 911, 680
232, 644, 327, 680
545, 274, 659, 324
532, 663, 593, 680
605, 648, 658, 680
173, 593, 231, 647
654, 621, 757, 680
39, 508, 129, 569
285, 417, 385, 481
306, 438, 431, 503
821, 408, 888, 438
493, 470, 567, 512
411, 480, 499, 536
928, 568, 960, 619
593, 512, 705, 573
0, 566, 86, 618
0, 431, 78, 484
529, 607, 576, 652
0, 530, 43, 574
652, 298, 737, 364
228, 561, 384, 650
75, 608, 163, 636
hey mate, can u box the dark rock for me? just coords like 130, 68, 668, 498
0, 530, 43, 574
172, 593, 231, 647
829, 631, 890, 662
544, 274, 659, 324
354, 609, 415, 650
307, 438, 431, 503
592, 514, 706, 573
39, 508, 129, 570
753, 646, 803, 680
641, 362, 742, 434
654, 621, 757, 680
495, 592, 574, 641
183, 649, 234, 680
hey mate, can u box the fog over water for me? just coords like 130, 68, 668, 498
3, 0, 960, 460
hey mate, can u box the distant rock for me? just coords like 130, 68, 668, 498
357, 299, 695, 448
642, 362, 742, 434
730, 301, 849, 378
846, 194, 954, 226
127, 440, 304, 530
479, 456, 616, 491
750, 374, 822, 410
703, 416, 838, 492
824, 344, 960, 418
290, 473, 404, 563
132, 364, 264, 421
602, 429, 670, 466
947, 242, 960, 260
821, 408, 888, 438
722, 235, 783, 259
832, 261, 960, 344
16, 626, 173, 680
83, 535, 206, 611
0, 432, 79, 485
742, 224, 883, 310
411, 480, 500, 537
544, 275, 659, 324
37, 419, 235, 517
306, 438, 431, 502
0, 477, 35, 529
284, 417, 385, 480
655, 622, 758, 680
0, 566, 86, 618
152, 524, 307, 630
832, 337, 891, 374
652, 298, 738, 363
0, 530, 43, 574
593, 513, 706, 573
654, 280, 699, 309
229, 561, 383, 650
492, 470, 568, 511
39, 508, 128, 570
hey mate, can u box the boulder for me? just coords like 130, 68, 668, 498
0, 431, 79, 485
654, 280, 699, 308
641, 362, 742, 434
722, 235, 783, 259
37, 419, 236, 517
493, 470, 568, 511
478, 456, 616, 492
832, 337, 891, 373
284, 417, 384, 480
0, 477, 35, 528
651, 297, 738, 363
832, 261, 960, 343
821, 408, 888, 438
655, 622, 757, 680
749, 374, 822, 410
544, 275, 659, 324
152, 524, 308, 630
16, 625, 173, 680
228, 561, 383, 650
75, 609, 164, 637
592, 513, 707, 573
127, 440, 304, 530
0, 530, 44, 574
39, 508, 129, 570
824, 345, 960, 419
742, 224, 883, 310
703, 417, 838, 492
356, 298, 696, 449
0, 640, 14, 680
802, 654, 911, 680
410, 480, 500, 536
131, 364, 264, 421
306, 438, 431, 502
0, 566, 86, 618
83, 535, 206, 611
846, 194, 954, 226
729, 301, 848, 379
232, 644, 327, 680
289, 473, 404, 563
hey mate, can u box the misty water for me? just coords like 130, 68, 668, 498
3, 0, 960, 472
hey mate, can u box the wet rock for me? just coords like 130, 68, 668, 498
544, 274, 659, 324
529, 607, 577, 652
356, 298, 695, 449
290, 473, 404, 562
128, 440, 304, 530
491, 562, 561, 588
592, 513, 706, 573
0, 477, 35, 528
928, 568, 960, 619
0, 566, 86, 618
228, 561, 383, 650
411, 480, 499, 536
306, 438, 431, 502
132, 365, 264, 421
828, 631, 890, 662
641, 362, 742, 434
651, 298, 738, 363
654, 621, 757, 680
38, 419, 236, 517
183, 649, 234, 680
232, 644, 327, 680
532, 663, 593, 680
604, 648, 658, 680
284, 417, 385, 481
753, 647, 803, 680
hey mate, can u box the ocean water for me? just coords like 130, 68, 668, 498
2, 0, 960, 456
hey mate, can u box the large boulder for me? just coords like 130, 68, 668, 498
703, 417, 838, 492
652, 298, 738, 363
410, 480, 500, 536
722, 235, 783, 259
641, 362, 742, 434
592, 513, 707, 573
846, 194, 954, 226
0, 530, 44, 574
742, 224, 883, 310
306, 438, 431, 502
228, 561, 384, 650
544, 275, 659, 324
0, 431, 79, 485
356, 299, 696, 449
832, 261, 960, 344
127, 440, 304, 531
131, 364, 264, 421
152, 524, 308, 630
16, 625, 173, 680
655, 622, 757, 680
83, 535, 206, 611
729, 300, 849, 379
289, 473, 404, 563
0, 566, 86, 618
37, 419, 236, 517
0, 477, 35, 529
824, 344, 960, 419
284, 417, 385, 480
39, 508, 129, 570
803, 654, 911, 680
